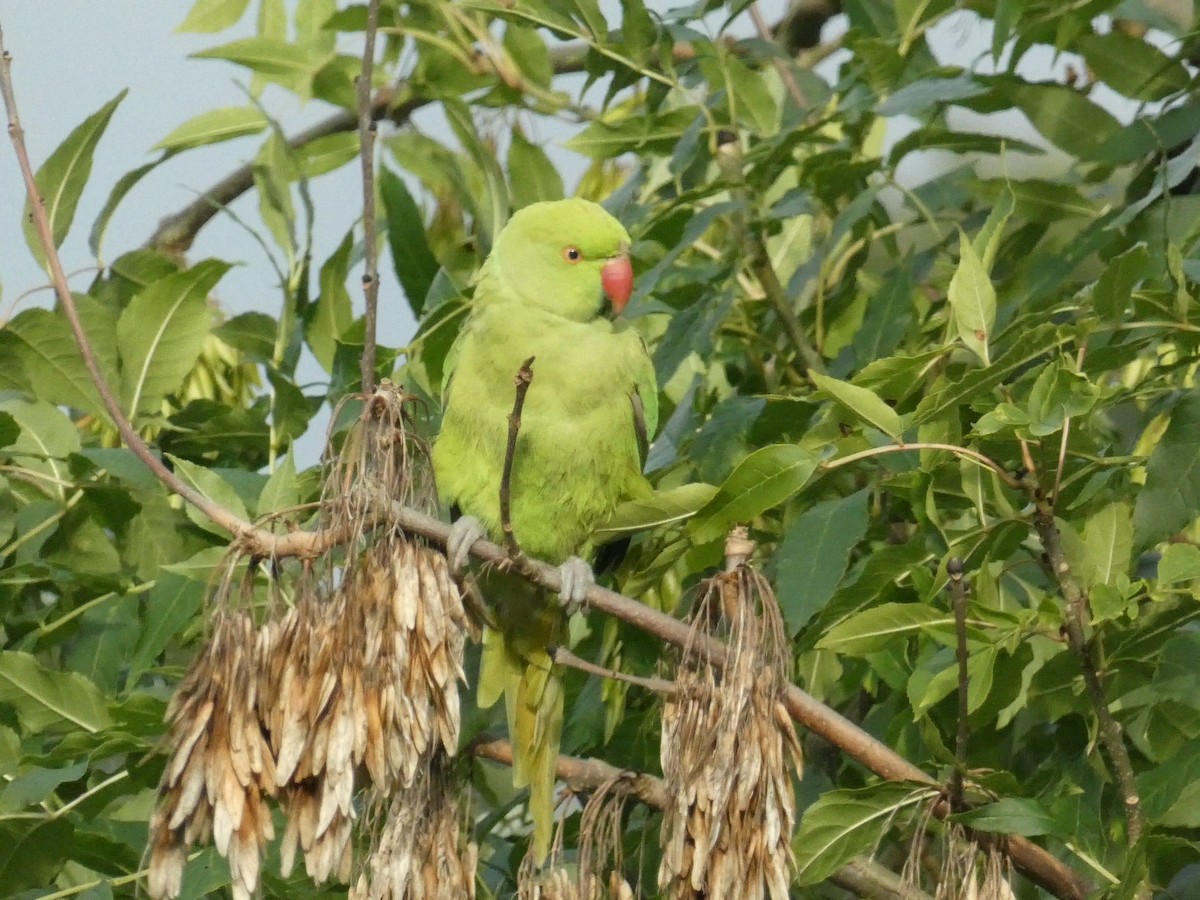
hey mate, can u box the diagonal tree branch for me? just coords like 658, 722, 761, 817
357, 0, 382, 393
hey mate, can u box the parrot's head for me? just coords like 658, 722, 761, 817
486, 198, 633, 322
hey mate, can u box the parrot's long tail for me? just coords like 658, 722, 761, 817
478, 619, 564, 863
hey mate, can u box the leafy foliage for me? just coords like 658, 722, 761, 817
3, 0, 1200, 897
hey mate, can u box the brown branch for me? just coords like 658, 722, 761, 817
749, 2, 809, 109
946, 557, 970, 811
1031, 496, 1147, 864
474, 737, 933, 900
387, 502, 1090, 900
357, 0, 382, 393
500, 357, 534, 557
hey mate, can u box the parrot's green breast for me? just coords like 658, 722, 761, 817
432, 300, 650, 563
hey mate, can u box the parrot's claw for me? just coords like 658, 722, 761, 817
557, 556, 594, 615
446, 515, 486, 573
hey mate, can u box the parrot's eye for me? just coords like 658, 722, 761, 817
563, 246, 583, 263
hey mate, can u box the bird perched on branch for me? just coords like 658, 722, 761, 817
432, 198, 657, 860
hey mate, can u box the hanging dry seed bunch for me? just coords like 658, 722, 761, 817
577, 774, 639, 900
517, 810, 579, 900
324, 381, 436, 539
658, 528, 802, 900
901, 812, 1015, 900
350, 753, 477, 900
148, 587, 275, 900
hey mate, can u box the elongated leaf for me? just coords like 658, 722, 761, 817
947, 229, 994, 366
117, 259, 230, 421
308, 229, 354, 373
89, 153, 174, 257
177, 0, 251, 32
127, 574, 205, 687
1157, 543, 1200, 585
154, 106, 268, 151
690, 445, 819, 543
817, 602, 945, 655
1092, 243, 1149, 322
810, 372, 904, 438
1007, 81, 1122, 161
795, 784, 939, 884
381, 167, 439, 318
168, 455, 250, 537
1134, 390, 1200, 551
952, 797, 1067, 837
0, 651, 111, 734
596, 483, 717, 535
773, 490, 870, 633
1082, 502, 1132, 587
508, 131, 564, 209
23, 91, 127, 268
565, 107, 700, 160
1138, 740, 1200, 825
1076, 31, 1190, 102
192, 37, 330, 79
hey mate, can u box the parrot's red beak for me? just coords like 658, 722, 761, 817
601, 254, 633, 314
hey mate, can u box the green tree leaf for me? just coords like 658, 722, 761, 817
308, 229, 354, 373
817, 603, 946, 655
810, 372, 904, 438
794, 784, 939, 884
1005, 81, 1123, 161
772, 489, 870, 633
23, 90, 127, 268
508, 131, 565, 209
0, 651, 112, 734
1076, 31, 1191, 102
381, 167, 440, 318
1091, 243, 1149, 322
596, 483, 717, 535
690, 445, 819, 543
154, 106, 269, 151
177, 0, 252, 33
167, 454, 250, 537
952, 797, 1067, 837
1134, 390, 1200, 551
947, 229, 995, 366
117, 259, 230, 422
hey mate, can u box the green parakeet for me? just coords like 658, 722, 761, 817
432, 198, 657, 859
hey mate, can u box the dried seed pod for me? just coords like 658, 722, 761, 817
351, 756, 476, 900
658, 529, 802, 900
149, 610, 275, 900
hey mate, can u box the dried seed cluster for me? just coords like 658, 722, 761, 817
148, 537, 467, 900
659, 535, 802, 900
148, 611, 275, 900
351, 761, 477, 900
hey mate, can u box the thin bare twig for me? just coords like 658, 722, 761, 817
946, 557, 970, 811
358, 0, 382, 392
500, 357, 535, 557
749, 3, 809, 108
548, 645, 678, 695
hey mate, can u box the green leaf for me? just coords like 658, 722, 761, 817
1134, 390, 1200, 551
1082, 502, 1132, 587
308, 229, 354, 373
154, 106, 268, 151
794, 784, 939, 884
817, 602, 945, 655
974, 185, 1014, 271
0, 819, 75, 891
167, 455, 250, 537
1091, 243, 1149, 322
1138, 740, 1200, 826
214, 312, 277, 361
0, 399, 81, 490
508, 131, 565, 209
127, 574, 205, 687
596, 483, 717, 535
380, 167, 440, 318
90, 154, 174, 258
23, 91, 127, 268
1076, 31, 1190, 102
810, 373, 904, 439
177, 0, 251, 32
258, 450, 300, 514
773, 490, 870, 634
947, 229, 994, 366
690, 445, 820, 543
1006, 81, 1123, 161
117, 259, 229, 422
64, 594, 139, 694
0, 651, 111, 734
1157, 543, 1200, 585
192, 37, 330, 79
0, 413, 16, 449
297, 131, 359, 178
952, 797, 1066, 837
565, 107, 700, 160
444, 99, 508, 254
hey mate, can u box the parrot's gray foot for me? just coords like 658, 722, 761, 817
446, 515, 486, 572
557, 556, 594, 615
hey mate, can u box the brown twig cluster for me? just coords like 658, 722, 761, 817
658, 529, 802, 899
148, 390, 470, 899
